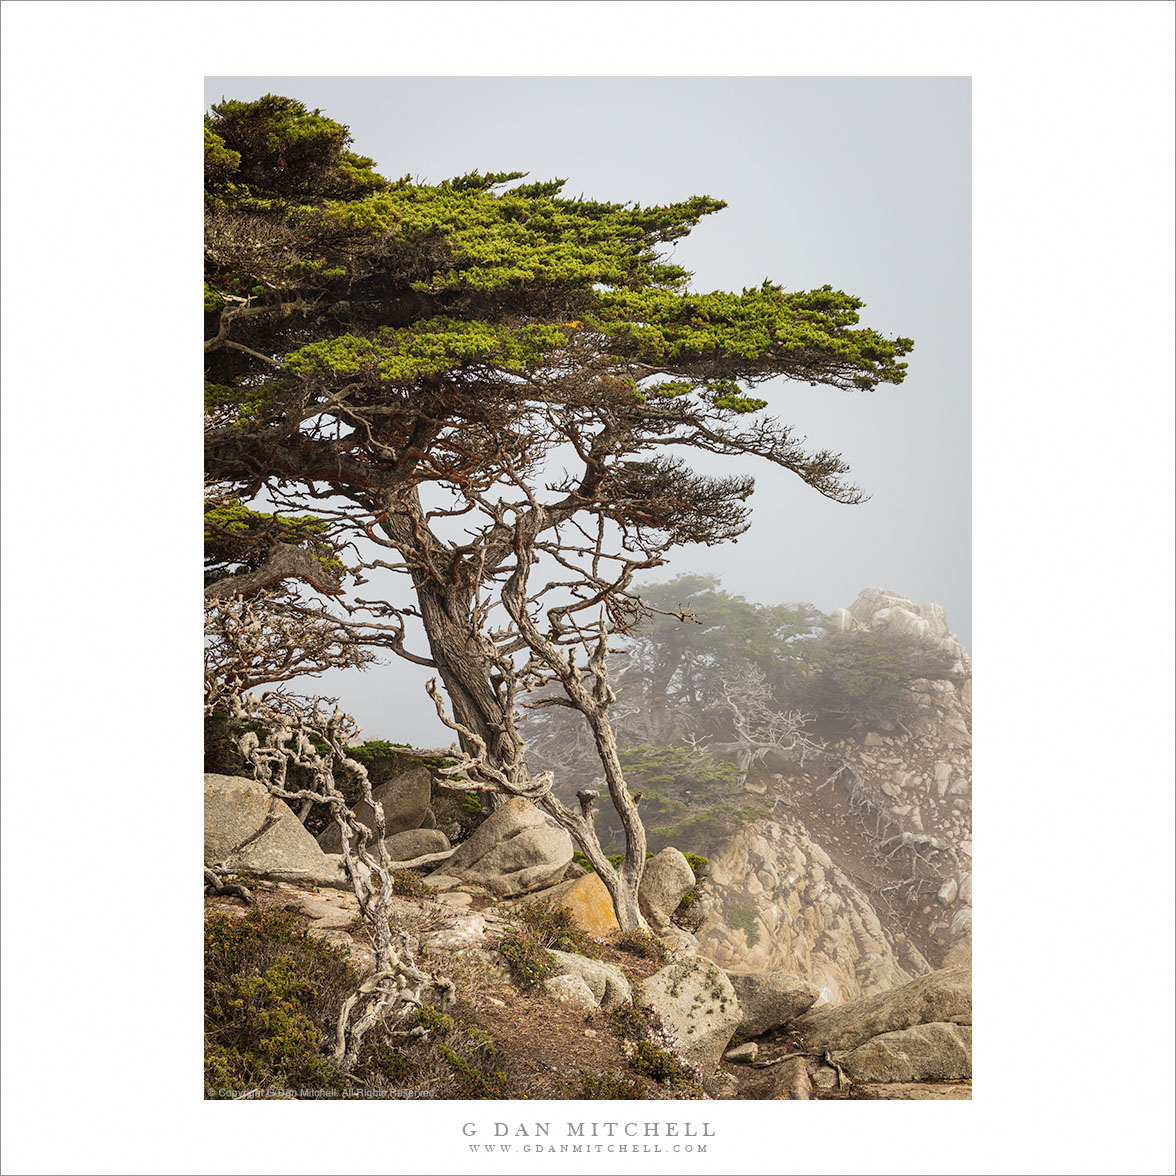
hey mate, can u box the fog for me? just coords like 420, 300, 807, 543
205, 76, 970, 742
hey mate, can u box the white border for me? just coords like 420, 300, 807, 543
2, 3, 1173, 1174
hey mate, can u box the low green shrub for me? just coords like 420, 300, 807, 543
626, 1039, 698, 1089
606, 990, 704, 1094
580, 1070, 650, 1099
513, 899, 601, 958
413, 1003, 454, 1037
390, 871, 430, 898
438, 1044, 513, 1099
608, 998, 657, 1043
498, 932, 559, 988
613, 928, 668, 963
205, 905, 357, 1096
432, 784, 487, 842
205, 904, 518, 1099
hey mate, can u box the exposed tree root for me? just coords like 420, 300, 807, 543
203, 868, 254, 905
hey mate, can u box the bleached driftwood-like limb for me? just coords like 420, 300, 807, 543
204, 592, 375, 708
709, 664, 823, 775
222, 688, 455, 1070
424, 677, 552, 800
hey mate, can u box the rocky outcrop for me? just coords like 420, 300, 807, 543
205, 773, 344, 884
697, 588, 971, 993
638, 847, 696, 930
429, 797, 573, 897
791, 965, 970, 1053
643, 956, 741, 1073
548, 951, 631, 1009
419, 913, 487, 952
831, 587, 970, 680
822, 588, 972, 959
383, 827, 450, 861
695, 816, 921, 1003
831, 1021, 971, 1083
509, 871, 619, 936
725, 970, 820, 1037
316, 765, 433, 854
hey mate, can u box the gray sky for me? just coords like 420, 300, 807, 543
206, 76, 970, 742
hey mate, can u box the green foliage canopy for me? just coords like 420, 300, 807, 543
205, 95, 912, 529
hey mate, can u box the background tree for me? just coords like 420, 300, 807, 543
780, 627, 965, 733
204, 95, 913, 927
523, 575, 966, 857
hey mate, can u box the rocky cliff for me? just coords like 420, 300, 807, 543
695, 588, 971, 999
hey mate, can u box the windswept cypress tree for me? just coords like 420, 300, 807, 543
204, 95, 912, 926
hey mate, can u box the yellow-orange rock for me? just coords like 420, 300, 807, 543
525, 872, 620, 937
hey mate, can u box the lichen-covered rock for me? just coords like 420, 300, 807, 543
791, 965, 970, 1054
724, 969, 820, 1037
642, 956, 741, 1074
542, 973, 598, 1011
658, 926, 699, 955
429, 797, 572, 897
549, 950, 631, 1009
205, 773, 339, 883
316, 766, 432, 854
695, 818, 918, 1002
515, 871, 619, 936
831, 1022, 972, 1083
638, 847, 695, 930
383, 827, 450, 862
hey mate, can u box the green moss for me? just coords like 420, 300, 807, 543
727, 905, 761, 948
